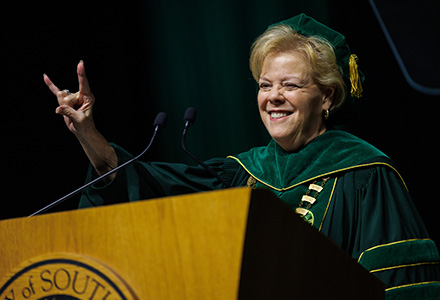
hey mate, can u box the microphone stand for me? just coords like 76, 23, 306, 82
29, 112, 167, 217
181, 107, 230, 188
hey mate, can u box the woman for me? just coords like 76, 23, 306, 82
44, 13, 439, 299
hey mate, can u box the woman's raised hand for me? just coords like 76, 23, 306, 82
43, 60, 117, 177
43, 60, 95, 136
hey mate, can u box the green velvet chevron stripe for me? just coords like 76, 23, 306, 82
358, 239, 439, 273
385, 282, 440, 300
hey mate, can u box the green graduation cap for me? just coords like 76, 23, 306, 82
270, 13, 364, 99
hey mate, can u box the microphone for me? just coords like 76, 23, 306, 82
181, 107, 230, 188
29, 112, 168, 217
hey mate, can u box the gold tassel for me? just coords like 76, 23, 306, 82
349, 54, 363, 98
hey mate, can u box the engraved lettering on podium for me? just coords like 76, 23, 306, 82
0, 253, 137, 300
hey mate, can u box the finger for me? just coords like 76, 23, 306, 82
54, 90, 73, 107
60, 92, 82, 108
77, 60, 92, 95
43, 73, 61, 96
55, 105, 82, 123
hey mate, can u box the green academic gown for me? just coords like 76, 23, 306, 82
80, 130, 440, 299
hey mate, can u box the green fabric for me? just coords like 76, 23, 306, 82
358, 239, 440, 272
227, 130, 393, 229
228, 130, 388, 190
79, 151, 249, 207
386, 282, 440, 300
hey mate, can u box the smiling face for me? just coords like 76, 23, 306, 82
258, 51, 333, 152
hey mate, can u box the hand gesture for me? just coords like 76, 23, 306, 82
44, 60, 95, 136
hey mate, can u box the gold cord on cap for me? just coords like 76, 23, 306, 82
349, 54, 363, 98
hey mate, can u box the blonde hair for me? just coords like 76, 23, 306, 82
250, 24, 346, 112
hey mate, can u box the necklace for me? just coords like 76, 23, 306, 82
295, 177, 330, 224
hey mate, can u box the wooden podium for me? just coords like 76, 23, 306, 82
0, 187, 384, 299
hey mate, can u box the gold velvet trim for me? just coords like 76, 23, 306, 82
385, 281, 440, 292
371, 262, 440, 273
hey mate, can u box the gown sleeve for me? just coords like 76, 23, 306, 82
321, 163, 440, 299
78, 144, 246, 208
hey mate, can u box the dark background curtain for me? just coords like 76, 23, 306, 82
6, 1, 439, 246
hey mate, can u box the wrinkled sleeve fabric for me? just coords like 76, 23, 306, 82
321, 165, 440, 299
79, 144, 247, 208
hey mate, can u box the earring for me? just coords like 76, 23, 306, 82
324, 109, 330, 120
